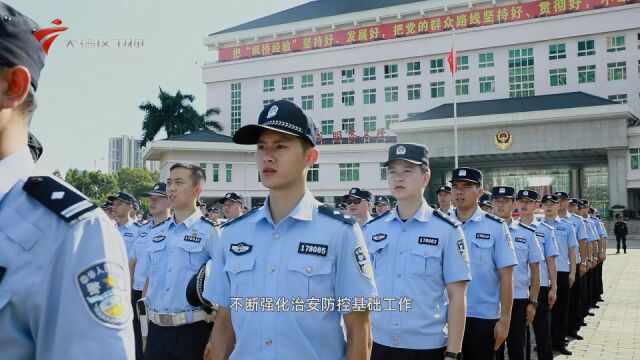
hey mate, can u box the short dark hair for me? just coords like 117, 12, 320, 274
170, 163, 206, 186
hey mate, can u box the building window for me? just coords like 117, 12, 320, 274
199, 163, 207, 174
548, 43, 566, 60
430, 58, 444, 73
321, 120, 334, 136
606, 35, 626, 52
407, 61, 421, 76
385, 114, 399, 130
211, 163, 220, 182
339, 163, 360, 181
578, 65, 596, 84
384, 64, 398, 79
321, 71, 334, 86
608, 94, 627, 104
455, 79, 469, 95
225, 164, 232, 182
508, 48, 535, 98
479, 76, 495, 93
363, 89, 376, 104
321, 93, 334, 108
282, 97, 294, 102
307, 164, 319, 182
457, 55, 469, 71
363, 116, 377, 132
578, 40, 595, 56
607, 61, 627, 81
301, 95, 314, 110
301, 74, 313, 88
630, 148, 640, 170
479, 52, 494, 68
385, 86, 399, 102
263, 79, 274, 92
430, 81, 445, 98
341, 118, 355, 133
407, 84, 421, 100
230, 83, 241, 135
262, 99, 275, 108
363, 66, 376, 81
341, 91, 355, 106
380, 163, 388, 180
281, 76, 293, 90
341, 69, 355, 83
549, 68, 567, 87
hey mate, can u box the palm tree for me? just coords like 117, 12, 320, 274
139, 87, 223, 147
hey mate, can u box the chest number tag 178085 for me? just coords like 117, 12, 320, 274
298, 242, 328, 257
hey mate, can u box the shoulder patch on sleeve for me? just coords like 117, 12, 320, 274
220, 207, 259, 228
22, 176, 97, 223
76, 261, 131, 328
485, 212, 504, 223
318, 204, 357, 225
200, 216, 215, 227
519, 223, 535, 232
433, 209, 461, 227
363, 210, 390, 227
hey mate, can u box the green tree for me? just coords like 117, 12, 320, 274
139, 87, 223, 147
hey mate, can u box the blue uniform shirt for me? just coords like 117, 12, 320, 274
117, 219, 138, 259
564, 213, 587, 241
450, 207, 518, 319
0, 147, 134, 359
203, 191, 378, 360
508, 221, 544, 299
131, 218, 169, 291
591, 217, 607, 238
529, 219, 560, 287
545, 217, 578, 272
142, 210, 217, 313
363, 202, 471, 350
583, 218, 599, 242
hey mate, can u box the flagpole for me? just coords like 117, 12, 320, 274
452, 28, 459, 169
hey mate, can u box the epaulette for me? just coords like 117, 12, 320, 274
200, 216, 215, 227
152, 217, 170, 229
22, 176, 97, 223
541, 222, 554, 230
363, 210, 390, 227
221, 207, 259, 228
519, 222, 535, 232
485, 213, 504, 223
561, 218, 574, 224
318, 204, 357, 225
433, 209, 461, 227
134, 220, 148, 227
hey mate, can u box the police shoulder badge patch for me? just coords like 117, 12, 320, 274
76, 261, 131, 328
457, 238, 470, 263
354, 245, 373, 279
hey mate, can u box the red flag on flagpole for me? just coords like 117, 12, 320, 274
447, 46, 457, 75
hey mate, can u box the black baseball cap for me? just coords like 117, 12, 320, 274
337, 203, 347, 210
491, 186, 515, 199
108, 192, 136, 205
383, 143, 429, 167
568, 198, 579, 205
516, 189, 539, 201
232, 100, 318, 146
374, 195, 390, 205
100, 200, 113, 210
451, 167, 482, 185
217, 192, 246, 205
142, 182, 167, 197
437, 185, 452, 194
554, 191, 569, 199
541, 194, 559, 203
207, 207, 220, 213
579, 199, 589, 206
578, 200, 589, 208
0, 3, 45, 91
347, 187, 372, 202
479, 191, 492, 208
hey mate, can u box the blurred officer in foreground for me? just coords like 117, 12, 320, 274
0, 2, 134, 358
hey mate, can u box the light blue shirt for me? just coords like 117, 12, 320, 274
131, 218, 169, 291
142, 210, 217, 314
117, 220, 138, 260
0, 147, 134, 359
508, 220, 544, 299
529, 219, 560, 287
203, 191, 378, 360
591, 216, 607, 238
583, 218, 599, 242
450, 207, 518, 319
564, 213, 587, 241
363, 202, 471, 350
545, 217, 578, 272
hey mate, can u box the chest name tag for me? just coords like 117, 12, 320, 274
298, 242, 328, 257
124, 232, 133, 237
184, 235, 202, 243
535, 232, 545, 238
556, 227, 566, 232
476, 233, 490, 240
139, 232, 147, 238
418, 237, 439, 246
372, 233, 387, 242
153, 235, 165, 242
515, 237, 527, 244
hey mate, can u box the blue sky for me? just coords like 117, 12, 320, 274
5, 0, 306, 172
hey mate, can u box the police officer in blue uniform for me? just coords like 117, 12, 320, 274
363, 144, 469, 360
491, 186, 544, 360
449, 168, 518, 360
204, 100, 377, 360
577, 200, 598, 323
516, 190, 559, 360
140, 164, 218, 359
437, 184, 454, 216
542, 194, 578, 355
346, 187, 374, 226
217, 192, 245, 221
109, 191, 141, 258
373, 195, 391, 216
0, 2, 134, 357
588, 207, 606, 306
